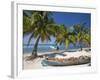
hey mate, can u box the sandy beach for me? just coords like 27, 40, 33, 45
23, 50, 91, 69
23, 10, 91, 70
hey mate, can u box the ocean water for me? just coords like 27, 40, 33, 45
23, 43, 88, 53
23, 44, 64, 53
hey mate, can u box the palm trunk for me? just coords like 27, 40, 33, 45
56, 45, 59, 50
80, 46, 82, 51
79, 41, 83, 51
32, 36, 40, 58
55, 43, 59, 50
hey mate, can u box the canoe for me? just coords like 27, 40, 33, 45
41, 56, 91, 66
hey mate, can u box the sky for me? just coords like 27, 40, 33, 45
23, 11, 91, 44
52, 12, 90, 27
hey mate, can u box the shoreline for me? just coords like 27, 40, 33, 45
23, 47, 90, 55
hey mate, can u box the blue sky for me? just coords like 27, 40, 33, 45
52, 12, 90, 27
23, 11, 91, 44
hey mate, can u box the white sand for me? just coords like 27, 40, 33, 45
55, 50, 91, 59
23, 50, 91, 69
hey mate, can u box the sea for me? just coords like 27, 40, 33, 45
23, 43, 89, 54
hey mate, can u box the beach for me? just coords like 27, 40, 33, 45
23, 10, 91, 70
23, 50, 91, 69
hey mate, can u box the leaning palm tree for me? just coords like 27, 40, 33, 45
23, 11, 57, 58
73, 22, 89, 51
55, 25, 76, 50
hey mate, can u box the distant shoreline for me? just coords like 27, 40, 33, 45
23, 43, 90, 53
23, 47, 90, 54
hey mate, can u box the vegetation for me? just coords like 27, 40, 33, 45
23, 11, 91, 59
54, 25, 77, 49
73, 22, 91, 50
23, 11, 58, 58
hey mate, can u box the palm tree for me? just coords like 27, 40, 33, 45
23, 11, 57, 58
55, 25, 76, 50
73, 22, 89, 51
83, 28, 91, 47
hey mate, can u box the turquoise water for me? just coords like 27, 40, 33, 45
23, 43, 88, 53
23, 44, 64, 53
